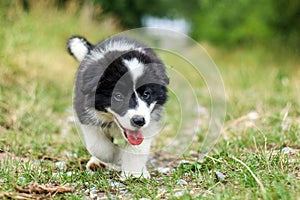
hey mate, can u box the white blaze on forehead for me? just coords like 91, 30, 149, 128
135, 97, 150, 119
123, 58, 144, 83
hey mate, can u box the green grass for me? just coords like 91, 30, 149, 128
0, 2, 300, 199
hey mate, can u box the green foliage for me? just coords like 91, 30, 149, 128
91, 0, 300, 47
190, 0, 272, 45
8, 0, 300, 47
92, 0, 172, 27
190, 0, 300, 47
269, 0, 300, 47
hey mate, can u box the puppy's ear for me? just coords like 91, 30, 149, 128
67, 36, 93, 62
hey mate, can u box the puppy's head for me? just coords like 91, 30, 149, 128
68, 36, 169, 145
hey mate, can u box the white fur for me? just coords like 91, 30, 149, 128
69, 38, 89, 62
79, 123, 121, 165
120, 138, 152, 179
123, 58, 145, 83
77, 116, 156, 178
105, 40, 145, 54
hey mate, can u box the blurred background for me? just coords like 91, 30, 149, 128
2, 0, 300, 48
96, 0, 300, 49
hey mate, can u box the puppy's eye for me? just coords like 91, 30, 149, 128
142, 90, 151, 100
113, 93, 124, 102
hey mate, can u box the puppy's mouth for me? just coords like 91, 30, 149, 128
123, 129, 144, 145
113, 118, 144, 145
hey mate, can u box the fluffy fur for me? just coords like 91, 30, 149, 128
67, 36, 169, 178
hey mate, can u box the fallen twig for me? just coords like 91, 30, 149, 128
14, 183, 74, 195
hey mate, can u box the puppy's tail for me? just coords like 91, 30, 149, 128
67, 36, 93, 62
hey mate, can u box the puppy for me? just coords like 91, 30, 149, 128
67, 36, 169, 178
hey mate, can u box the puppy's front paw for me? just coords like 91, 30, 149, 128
86, 156, 106, 171
120, 169, 150, 180
141, 170, 150, 179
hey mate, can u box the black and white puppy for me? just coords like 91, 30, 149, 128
67, 36, 169, 178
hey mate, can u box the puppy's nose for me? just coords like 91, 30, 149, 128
131, 115, 145, 127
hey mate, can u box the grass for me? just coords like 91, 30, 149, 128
0, 1, 300, 199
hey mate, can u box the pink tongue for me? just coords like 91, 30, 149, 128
126, 129, 144, 145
